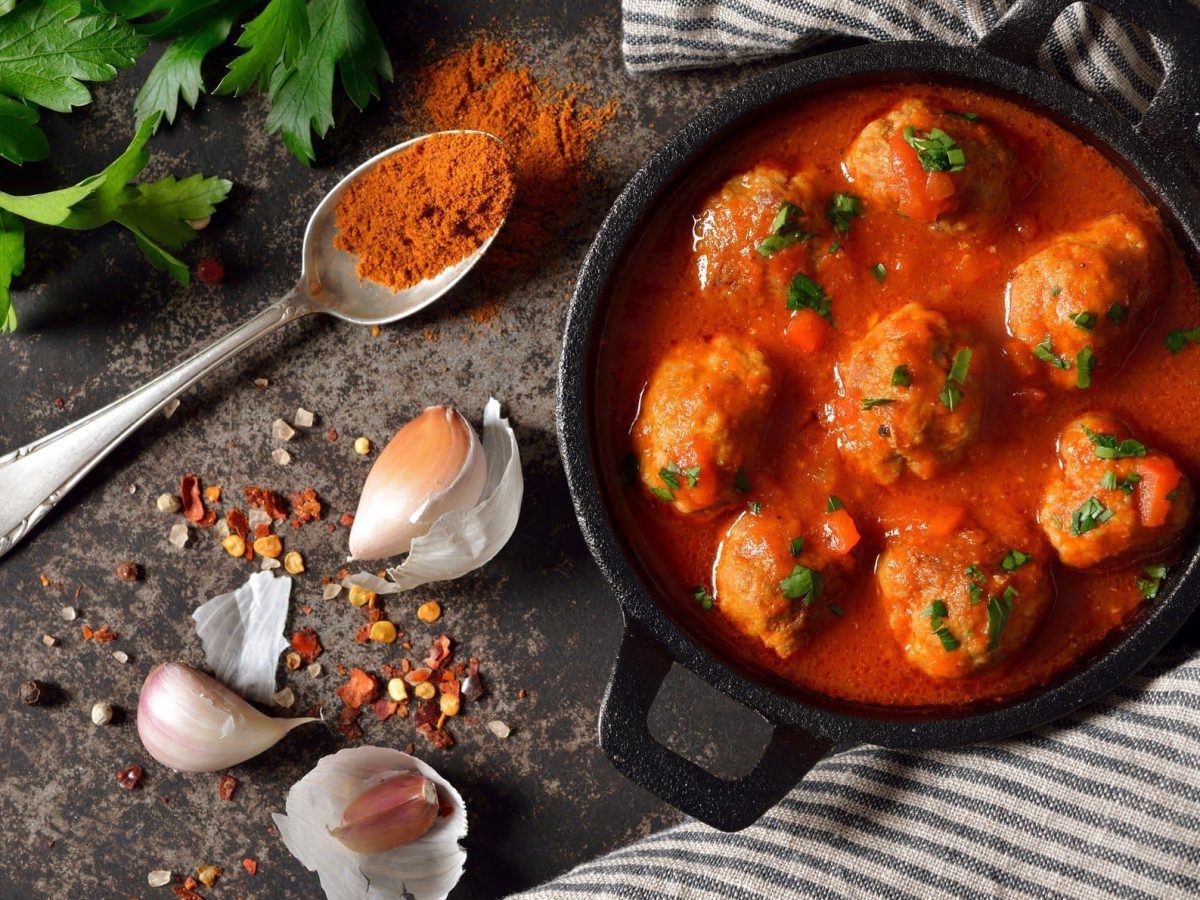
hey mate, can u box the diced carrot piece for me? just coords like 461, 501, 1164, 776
784, 308, 828, 353
923, 504, 966, 537
1136, 455, 1183, 528
888, 129, 956, 222
925, 171, 956, 202
824, 508, 860, 555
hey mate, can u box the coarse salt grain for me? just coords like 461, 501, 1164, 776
261, 557, 281, 570
307, 663, 322, 677
271, 447, 292, 466
112, 650, 129, 664
128, 483, 138, 494
271, 418, 296, 441
148, 870, 172, 888
169, 522, 189, 548
273, 687, 295, 708
254, 378, 269, 389
321, 582, 342, 601
60, 606, 77, 622
215, 519, 230, 539
161, 398, 180, 418
42, 634, 56, 647
294, 407, 315, 428
487, 720, 511, 739
91, 702, 113, 725
156, 493, 180, 513
247, 507, 271, 528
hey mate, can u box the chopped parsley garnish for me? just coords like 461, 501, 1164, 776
1137, 564, 1168, 600
786, 272, 833, 321
1082, 425, 1146, 459
1100, 470, 1118, 491
1000, 549, 1031, 571
871, 262, 887, 283
1120, 472, 1142, 494
1068, 311, 1096, 331
747, 501, 763, 515
921, 599, 958, 650
1107, 303, 1128, 324
619, 453, 639, 486
1076, 345, 1095, 389
780, 564, 824, 605
861, 397, 894, 410
947, 111, 981, 121
891, 364, 912, 387
733, 466, 751, 494
826, 495, 844, 512
828, 240, 842, 255
939, 348, 972, 411
1051, 285, 1062, 297
789, 537, 805, 557
986, 586, 1016, 650
650, 486, 674, 502
965, 564, 986, 605
658, 465, 682, 491
1165, 326, 1200, 354
826, 192, 863, 235
902, 126, 966, 173
692, 585, 715, 610
757, 201, 812, 257
1033, 335, 1071, 370
1070, 495, 1114, 535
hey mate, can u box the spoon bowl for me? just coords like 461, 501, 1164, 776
0, 131, 512, 559
302, 130, 511, 324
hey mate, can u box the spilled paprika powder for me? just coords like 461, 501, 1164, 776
334, 131, 516, 292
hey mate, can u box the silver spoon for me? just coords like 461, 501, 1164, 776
0, 130, 510, 560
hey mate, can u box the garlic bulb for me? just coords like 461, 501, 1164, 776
137, 662, 318, 772
331, 771, 439, 853
349, 405, 487, 561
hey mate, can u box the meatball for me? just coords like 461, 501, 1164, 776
1007, 214, 1168, 390
633, 335, 775, 514
692, 164, 822, 301
828, 303, 982, 485
714, 506, 857, 658
1039, 412, 1194, 568
877, 516, 1053, 678
844, 98, 1013, 230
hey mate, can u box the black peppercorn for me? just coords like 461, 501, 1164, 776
19, 680, 46, 706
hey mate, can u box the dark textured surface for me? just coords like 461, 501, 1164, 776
0, 3, 779, 897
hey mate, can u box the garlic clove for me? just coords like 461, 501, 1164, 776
330, 771, 439, 854
349, 406, 487, 561
137, 662, 318, 773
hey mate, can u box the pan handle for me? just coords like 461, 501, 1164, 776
979, 0, 1200, 152
598, 618, 832, 832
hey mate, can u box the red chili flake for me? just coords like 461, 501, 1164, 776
337, 706, 364, 740
217, 775, 238, 801
196, 257, 224, 284
439, 679, 461, 699
408, 668, 432, 684
184, 877, 198, 890
290, 627, 323, 664
243, 486, 287, 520
325, 523, 336, 533
405, 742, 416, 755
254, 522, 272, 540
335, 668, 378, 709
53, 397, 64, 409
418, 722, 454, 749
518, 688, 527, 699
92, 625, 118, 643
172, 887, 205, 900
197, 507, 217, 528
290, 487, 322, 524
116, 764, 143, 790
326, 428, 339, 442
181, 474, 206, 523
337, 567, 350, 580
339, 512, 355, 527
411, 701, 440, 729
226, 508, 249, 539
401, 659, 412, 675
80, 624, 94, 640
242, 858, 257, 876
380, 664, 403, 680
425, 634, 452, 670
302, 605, 312, 615
371, 699, 399, 721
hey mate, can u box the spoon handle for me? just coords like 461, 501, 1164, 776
0, 288, 313, 560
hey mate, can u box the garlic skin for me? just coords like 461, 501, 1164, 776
137, 662, 318, 772
349, 406, 487, 561
331, 771, 439, 853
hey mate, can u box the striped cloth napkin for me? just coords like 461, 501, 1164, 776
519, 3, 1200, 897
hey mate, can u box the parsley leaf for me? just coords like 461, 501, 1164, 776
265, 0, 392, 165
0, 209, 23, 333
134, 16, 236, 126
1081, 425, 1146, 460
939, 348, 971, 411
826, 192, 862, 235
1070, 495, 1114, 535
780, 564, 823, 605
789, 537, 804, 556
1165, 326, 1200, 354
733, 466, 751, 494
1068, 311, 1096, 331
692, 585, 714, 610
216, 0, 310, 96
0, 1, 144, 163
826, 495, 844, 512
902, 126, 965, 172
785, 271, 832, 321
1106, 302, 1128, 324
870, 262, 886, 283
861, 397, 893, 410
1000, 549, 1030, 571
757, 200, 811, 256
986, 587, 1016, 650
891, 364, 912, 387
1076, 345, 1095, 389
1137, 564, 1168, 600
1033, 334, 1071, 370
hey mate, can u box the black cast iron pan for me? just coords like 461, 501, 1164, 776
556, 0, 1200, 832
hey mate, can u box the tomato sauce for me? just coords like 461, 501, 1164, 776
594, 82, 1200, 709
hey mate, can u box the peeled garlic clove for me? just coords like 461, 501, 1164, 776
137, 662, 318, 772
349, 406, 487, 561
330, 771, 439, 853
